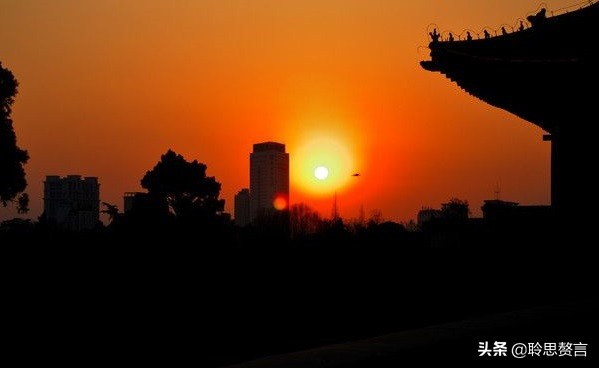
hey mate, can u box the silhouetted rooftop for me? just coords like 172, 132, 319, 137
253, 142, 286, 153
421, 2, 599, 132
421, 2, 599, 218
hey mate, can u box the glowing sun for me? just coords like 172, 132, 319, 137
314, 166, 329, 180
291, 134, 359, 196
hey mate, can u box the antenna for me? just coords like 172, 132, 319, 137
495, 181, 502, 200
331, 192, 339, 220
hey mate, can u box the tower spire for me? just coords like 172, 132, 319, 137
495, 181, 501, 200
331, 192, 339, 220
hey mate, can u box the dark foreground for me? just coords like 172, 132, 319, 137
226, 299, 595, 366
2, 229, 595, 366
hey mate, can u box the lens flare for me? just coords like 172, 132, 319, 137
273, 195, 288, 211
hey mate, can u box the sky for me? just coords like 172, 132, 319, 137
1, 0, 577, 223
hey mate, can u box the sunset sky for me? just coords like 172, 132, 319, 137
1, 0, 577, 222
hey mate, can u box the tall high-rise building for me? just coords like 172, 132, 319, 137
43, 175, 100, 231
234, 188, 250, 227
249, 142, 289, 222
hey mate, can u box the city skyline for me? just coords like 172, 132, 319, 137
2, 1, 573, 222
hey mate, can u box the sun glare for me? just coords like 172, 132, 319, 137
292, 135, 357, 196
314, 166, 329, 180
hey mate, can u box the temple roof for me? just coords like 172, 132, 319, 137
421, 2, 599, 133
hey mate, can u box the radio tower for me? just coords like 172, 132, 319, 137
331, 192, 339, 221
495, 181, 501, 200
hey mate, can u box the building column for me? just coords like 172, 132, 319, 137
550, 124, 594, 231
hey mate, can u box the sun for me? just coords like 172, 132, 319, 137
314, 166, 329, 180
291, 134, 358, 196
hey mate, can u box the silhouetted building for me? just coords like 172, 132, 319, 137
421, 3, 599, 224
234, 188, 250, 227
417, 199, 470, 233
482, 199, 552, 227
481, 199, 519, 222
417, 208, 442, 228
250, 142, 289, 222
43, 175, 100, 230
122, 192, 169, 223
123, 192, 143, 213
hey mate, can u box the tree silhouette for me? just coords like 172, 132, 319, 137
0, 62, 29, 212
441, 198, 470, 220
141, 150, 225, 223
368, 209, 383, 226
101, 202, 120, 224
290, 203, 324, 238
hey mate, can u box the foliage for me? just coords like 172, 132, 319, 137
0, 62, 29, 210
141, 149, 225, 222
441, 198, 470, 220
290, 203, 324, 237
101, 202, 120, 224
368, 209, 383, 226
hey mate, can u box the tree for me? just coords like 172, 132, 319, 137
441, 198, 470, 220
101, 202, 120, 224
290, 203, 324, 238
0, 62, 29, 212
368, 209, 383, 227
141, 150, 225, 223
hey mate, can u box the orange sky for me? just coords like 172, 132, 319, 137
2, 0, 575, 223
